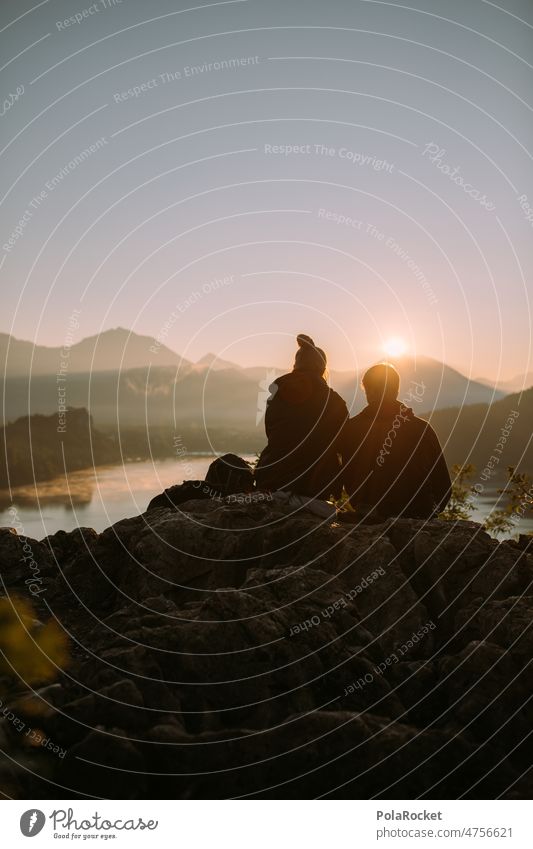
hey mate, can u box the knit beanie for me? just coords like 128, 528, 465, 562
293, 334, 327, 374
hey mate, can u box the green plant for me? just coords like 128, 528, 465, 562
440, 463, 476, 521
249, 452, 260, 471
483, 466, 533, 536
331, 488, 355, 512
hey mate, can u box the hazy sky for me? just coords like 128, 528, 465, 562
1, 0, 532, 379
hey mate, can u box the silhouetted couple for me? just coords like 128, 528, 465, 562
147, 333, 450, 521
255, 334, 451, 521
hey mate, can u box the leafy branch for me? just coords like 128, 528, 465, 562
440, 463, 533, 535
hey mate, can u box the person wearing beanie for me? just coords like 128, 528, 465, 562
254, 334, 348, 499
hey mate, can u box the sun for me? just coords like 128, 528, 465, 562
383, 336, 408, 358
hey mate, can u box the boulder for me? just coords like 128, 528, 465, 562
1, 503, 531, 798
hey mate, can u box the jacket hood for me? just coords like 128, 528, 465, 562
275, 371, 327, 387
272, 371, 329, 404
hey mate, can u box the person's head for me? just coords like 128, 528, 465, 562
205, 454, 254, 493
293, 334, 327, 376
362, 362, 400, 405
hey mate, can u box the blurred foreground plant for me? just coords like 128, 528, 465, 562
0, 596, 69, 795
0, 595, 68, 697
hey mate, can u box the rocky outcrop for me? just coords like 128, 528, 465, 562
1, 501, 532, 799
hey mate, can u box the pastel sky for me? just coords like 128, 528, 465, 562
1, 0, 532, 379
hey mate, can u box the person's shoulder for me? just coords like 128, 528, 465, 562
276, 371, 299, 393
276, 371, 314, 403
409, 413, 439, 441
342, 409, 368, 436
349, 406, 370, 423
326, 383, 345, 401
327, 385, 349, 410
409, 411, 433, 427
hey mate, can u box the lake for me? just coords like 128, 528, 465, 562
1, 458, 532, 540
0, 457, 224, 540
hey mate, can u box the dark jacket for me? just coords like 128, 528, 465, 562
254, 371, 348, 499
340, 401, 451, 519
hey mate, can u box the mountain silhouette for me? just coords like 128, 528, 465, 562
0, 328, 190, 377
429, 387, 533, 473
194, 352, 241, 371
475, 371, 533, 394
332, 354, 506, 414
0, 330, 510, 428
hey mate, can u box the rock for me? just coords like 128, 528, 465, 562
44, 527, 99, 561
455, 596, 533, 660
436, 641, 531, 763
0, 526, 54, 595
63, 726, 146, 798
0, 503, 530, 798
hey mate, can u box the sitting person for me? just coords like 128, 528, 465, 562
146, 454, 254, 511
340, 363, 451, 520
254, 334, 348, 500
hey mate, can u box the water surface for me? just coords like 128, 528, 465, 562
0, 457, 220, 539
1, 459, 531, 540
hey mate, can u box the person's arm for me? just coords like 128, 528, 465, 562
263, 380, 280, 438
338, 418, 359, 505
424, 427, 452, 514
329, 393, 349, 448
325, 396, 349, 498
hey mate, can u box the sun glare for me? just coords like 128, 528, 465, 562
383, 337, 408, 358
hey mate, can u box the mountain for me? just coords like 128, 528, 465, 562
428, 387, 532, 472
476, 372, 533, 394
0, 328, 190, 377
0, 331, 508, 431
331, 355, 506, 414
0, 366, 262, 429
194, 352, 241, 371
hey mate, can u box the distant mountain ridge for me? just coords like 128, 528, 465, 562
194, 352, 240, 371
0, 328, 191, 377
332, 355, 507, 414
475, 372, 533, 394
428, 387, 533, 473
0, 329, 510, 428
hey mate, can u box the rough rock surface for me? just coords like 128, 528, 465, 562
1, 501, 532, 799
